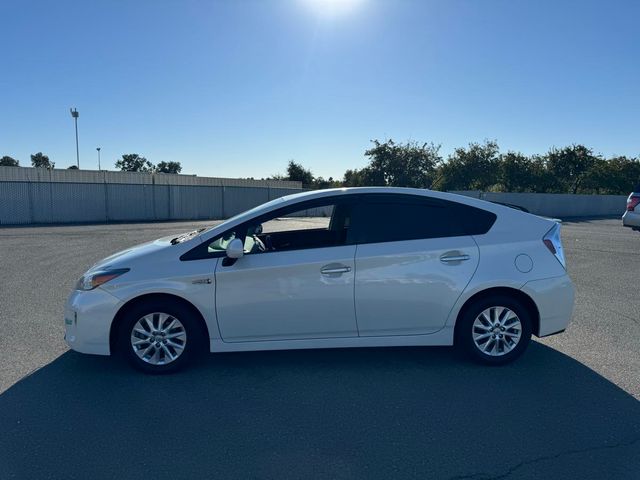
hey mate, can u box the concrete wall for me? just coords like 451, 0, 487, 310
453, 191, 627, 218
0, 166, 302, 189
0, 166, 628, 225
0, 167, 304, 225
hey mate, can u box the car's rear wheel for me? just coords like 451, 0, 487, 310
457, 295, 532, 365
119, 301, 201, 373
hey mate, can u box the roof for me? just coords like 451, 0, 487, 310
279, 186, 506, 213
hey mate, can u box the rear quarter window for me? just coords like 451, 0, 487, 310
453, 202, 497, 236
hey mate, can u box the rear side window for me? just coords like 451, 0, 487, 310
351, 194, 496, 244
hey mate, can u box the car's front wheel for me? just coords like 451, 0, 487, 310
119, 301, 201, 373
457, 295, 532, 365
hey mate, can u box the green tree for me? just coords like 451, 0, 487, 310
156, 161, 182, 174
342, 168, 364, 187
313, 176, 340, 189
582, 156, 640, 194
498, 152, 535, 192
286, 160, 314, 186
115, 153, 154, 172
545, 145, 597, 194
0, 155, 19, 166
435, 140, 499, 191
527, 155, 557, 193
363, 139, 442, 188
607, 156, 640, 193
31, 152, 54, 169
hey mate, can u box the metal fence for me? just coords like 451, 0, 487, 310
0, 168, 304, 225
1, 167, 627, 225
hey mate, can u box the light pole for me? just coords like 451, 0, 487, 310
70, 108, 80, 168
96, 147, 101, 170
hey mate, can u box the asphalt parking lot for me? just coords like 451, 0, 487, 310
0, 217, 639, 479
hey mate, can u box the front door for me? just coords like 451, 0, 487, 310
214, 197, 358, 342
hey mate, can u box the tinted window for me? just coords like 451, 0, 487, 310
351, 194, 496, 244
461, 206, 496, 235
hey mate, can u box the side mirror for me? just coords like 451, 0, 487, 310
226, 238, 244, 259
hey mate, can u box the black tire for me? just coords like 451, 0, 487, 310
118, 299, 204, 374
456, 295, 532, 365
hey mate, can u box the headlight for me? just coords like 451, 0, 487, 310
76, 268, 130, 291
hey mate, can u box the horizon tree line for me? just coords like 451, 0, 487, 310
0, 153, 182, 174
3, 139, 639, 194
274, 139, 640, 195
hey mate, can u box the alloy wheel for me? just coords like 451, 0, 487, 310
471, 306, 522, 357
130, 312, 187, 365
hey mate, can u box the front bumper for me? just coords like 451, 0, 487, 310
622, 210, 640, 228
64, 287, 123, 355
521, 274, 575, 337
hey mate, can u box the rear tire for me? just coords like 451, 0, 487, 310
456, 295, 532, 365
118, 300, 203, 374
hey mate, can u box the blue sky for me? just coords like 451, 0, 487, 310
1, 0, 639, 179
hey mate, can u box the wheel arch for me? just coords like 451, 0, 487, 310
109, 292, 210, 353
453, 287, 541, 343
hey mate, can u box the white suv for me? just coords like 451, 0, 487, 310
65, 187, 575, 373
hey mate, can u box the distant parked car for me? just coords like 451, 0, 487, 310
65, 187, 575, 373
622, 185, 640, 231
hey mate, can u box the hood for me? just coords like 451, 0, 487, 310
88, 233, 193, 272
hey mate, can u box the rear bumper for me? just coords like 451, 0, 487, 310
622, 210, 640, 228
64, 288, 122, 355
521, 274, 575, 337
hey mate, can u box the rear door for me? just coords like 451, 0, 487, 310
351, 194, 492, 336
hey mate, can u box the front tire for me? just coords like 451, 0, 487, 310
118, 300, 201, 374
457, 295, 532, 365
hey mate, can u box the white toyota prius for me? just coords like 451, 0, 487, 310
65, 187, 575, 373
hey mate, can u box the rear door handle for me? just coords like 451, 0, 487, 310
440, 254, 470, 263
321, 265, 352, 275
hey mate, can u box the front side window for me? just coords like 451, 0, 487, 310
241, 200, 350, 254
207, 230, 238, 254
180, 197, 351, 261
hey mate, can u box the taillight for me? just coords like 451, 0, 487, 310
543, 223, 566, 269
627, 195, 640, 212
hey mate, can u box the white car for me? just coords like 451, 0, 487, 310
622, 188, 640, 231
65, 187, 574, 373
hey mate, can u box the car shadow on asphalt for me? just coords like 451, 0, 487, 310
1, 342, 639, 480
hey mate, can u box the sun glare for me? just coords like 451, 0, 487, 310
303, 0, 365, 17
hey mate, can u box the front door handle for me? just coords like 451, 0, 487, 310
440, 254, 471, 263
321, 265, 352, 275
